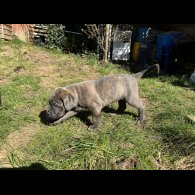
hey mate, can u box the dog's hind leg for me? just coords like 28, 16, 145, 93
126, 96, 145, 124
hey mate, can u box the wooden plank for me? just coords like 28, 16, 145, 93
3, 29, 12, 35
33, 31, 48, 35
5, 24, 12, 27
34, 28, 48, 31
4, 27, 12, 31
34, 33, 48, 37
1, 34, 12, 40
1, 34, 12, 38
1, 24, 4, 38
34, 33, 47, 36
0, 34, 12, 38
29, 26, 34, 30
2, 29, 12, 33
3, 27, 12, 32
0, 32, 12, 38
34, 29, 47, 33
3, 25, 12, 31
3, 34, 12, 38
33, 31, 47, 34
34, 25, 48, 29
34, 27, 47, 31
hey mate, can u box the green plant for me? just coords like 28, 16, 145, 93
44, 24, 66, 51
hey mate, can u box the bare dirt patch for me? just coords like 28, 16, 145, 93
20, 50, 62, 89
115, 156, 138, 170
0, 124, 40, 168
20, 50, 100, 89
174, 155, 195, 170
0, 77, 11, 85
0, 46, 15, 58
24, 50, 56, 66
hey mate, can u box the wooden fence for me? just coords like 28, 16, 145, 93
0, 24, 13, 40
0, 24, 48, 42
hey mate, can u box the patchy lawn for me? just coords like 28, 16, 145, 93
0, 39, 195, 170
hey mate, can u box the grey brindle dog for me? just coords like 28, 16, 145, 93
47, 64, 160, 130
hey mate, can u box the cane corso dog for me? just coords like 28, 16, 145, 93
46, 64, 160, 130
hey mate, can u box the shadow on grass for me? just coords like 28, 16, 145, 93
158, 74, 195, 91
39, 106, 137, 127
151, 112, 195, 156
171, 80, 195, 91
102, 106, 137, 118
74, 107, 137, 127
0, 163, 48, 170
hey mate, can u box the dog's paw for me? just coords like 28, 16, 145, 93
48, 121, 59, 126
135, 117, 144, 124
88, 125, 96, 131
108, 113, 117, 116
135, 117, 145, 129
47, 122, 55, 126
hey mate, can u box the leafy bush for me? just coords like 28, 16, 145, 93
43, 24, 94, 54
44, 24, 66, 51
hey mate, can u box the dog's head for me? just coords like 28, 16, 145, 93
47, 88, 75, 120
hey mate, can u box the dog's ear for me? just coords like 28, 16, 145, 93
55, 89, 75, 111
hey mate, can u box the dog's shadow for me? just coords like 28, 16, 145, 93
75, 107, 137, 126
39, 110, 54, 125
102, 106, 137, 117
39, 107, 137, 126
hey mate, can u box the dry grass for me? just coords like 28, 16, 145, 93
0, 125, 39, 167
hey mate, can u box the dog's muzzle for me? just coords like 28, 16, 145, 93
46, 108, 66, 120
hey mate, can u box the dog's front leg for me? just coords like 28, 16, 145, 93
135, 107, 145, 125
88, 104, 102, 130
138, 107, 145, 123
88, 114, 101, 130
49, 110, 78, 126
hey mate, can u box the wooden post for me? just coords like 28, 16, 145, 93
1, 24, 4, 39
103, 24, 110, 64
11, 24, 13, 38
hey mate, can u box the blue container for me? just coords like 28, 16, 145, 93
156, 32, 183, 61
136, 27, 151, 43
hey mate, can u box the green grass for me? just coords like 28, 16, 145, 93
0, 39, 195, 170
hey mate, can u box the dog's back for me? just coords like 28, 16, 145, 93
64, 74, 137, 106
94, 74, 138, 105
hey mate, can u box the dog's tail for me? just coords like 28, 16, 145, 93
132, 64, 160, 79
